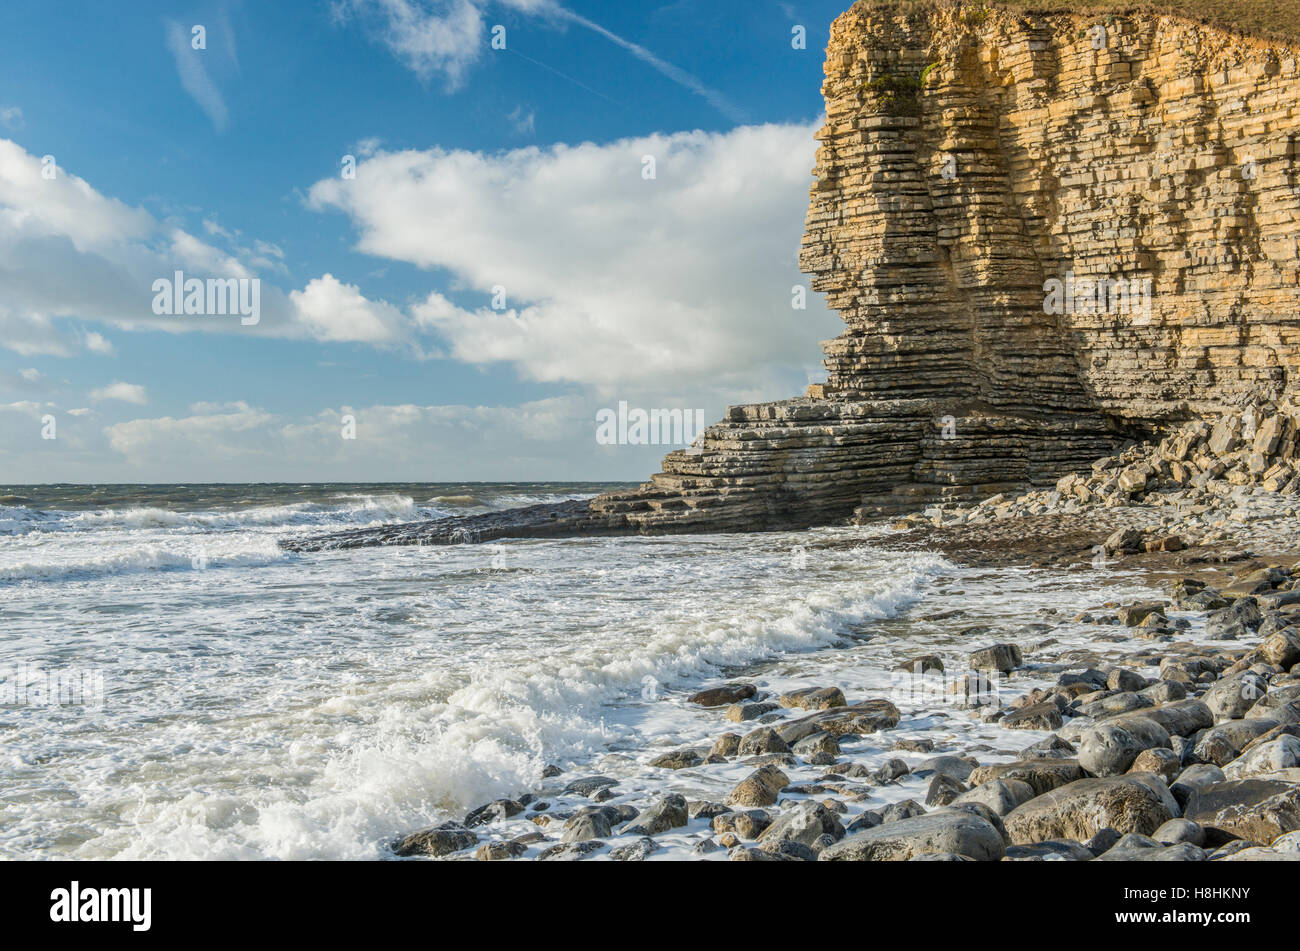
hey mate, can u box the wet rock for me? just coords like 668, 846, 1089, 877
1204, 673, 1269, 722
1141, 680, 1188, 703
1117, 602, 1166, 627
1077, 716, 1171, 776
688, 801, 730, 822
1084, 828, 1122, 856
464, 799, 525, 828
1004, 775, 1179, 844
725, 701, 779, 723
819, 811, 1006, 862
844, 811, 883, 834
562, 776, 619, 798
967, 758, 1086, 796
1108, 669, 1150, 692
536, 840, 604, 861
1002, 701, 1064, 731
1223, 735, 1300, 779
689, 683, 757, 707
914, 755, 976, 782
879, 799, 927, 824
541, 764, 563, 778
792, 731, 841, 757
1057, 668, 1108, 690
969, 643, 1023, 673
726, 764, 790, 808
1022, 734, 1076, 759
610, 836, 662, 861
1129, 747, 1181, 783
709, 733, 741, 758
1097, 838, 1207, 861
774, 699, 901, 745
898, 654, 944, 674
692, 838, 721, 855
779, 686, 847, 710
757, 839, 818, 861
562, 808, 612, 842
1003, 839, 1094, 861
926, 773, 967, 807
894, 738, 935, 753
1115, 699, 1214, 737
953, 778, 1035, 816
622, 794, 688, 837
1154, 818, 1205, 847
393, 821, 478, 858
1170, 764, 1226, 809
873, 758, 911, 783
757, 800, 846, 847
1184, 779, 1300, 844
648, 748, 704, 770
712, 809, 771, 839
475, 840, 528, 861
737, 726, 793, 757
1195, 719, 1286, 766
1261, 630, 1300, 669
1205, 600, 1262, 641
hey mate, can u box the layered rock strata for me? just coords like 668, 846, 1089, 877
592, 2, 1300, 533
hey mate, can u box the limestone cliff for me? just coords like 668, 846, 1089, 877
597, 1, 1300, 533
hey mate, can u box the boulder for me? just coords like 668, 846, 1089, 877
774, 699, 901, 745
819, 810, 1006, 862
1077, 717, 1171, 776
737, 726, 792, 757
1112, 699, 1213, 737
967, 758, 1085, 796
1194, 718, 1284, 766
393, 821, 478, 858
756, 800, 845, 847
464, 799, 525, 827
1203, 673, 1269, 722
726, 765, 790, 808
622, 794, 688, 836
778, 686, 847, 710
648, 748, 704, 770
953, 778, 1036, 816
969, 643, 1023, 673
1004, 775, 1179, 844
1223, 735, 1300, 780
609, 837, 662, 861
1184, 779, 1300, 845
1001, 701, 1064, 731
689, 683, 757, 707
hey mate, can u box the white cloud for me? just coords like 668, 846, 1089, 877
335, 0, 486, 89
289, 274, 412, 344
309, 121, 836, 386
0, 106, 21, 127
166, 20, 230, 131
337, 0, 741, 119
507, 105, 535, 135
0, 136, 413, 354
90, 381, 148, 405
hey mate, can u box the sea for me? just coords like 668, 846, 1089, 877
0, 483, 1170, 860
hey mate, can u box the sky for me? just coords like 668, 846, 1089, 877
0, 0, 849, 483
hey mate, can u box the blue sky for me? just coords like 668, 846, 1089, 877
0, 0, 847, 482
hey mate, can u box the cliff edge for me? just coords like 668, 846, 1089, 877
591, 1, 1300, 533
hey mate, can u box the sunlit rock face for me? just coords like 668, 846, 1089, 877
593, 3, 1300, 533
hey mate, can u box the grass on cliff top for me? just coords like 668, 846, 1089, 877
859, 1, 1300, 47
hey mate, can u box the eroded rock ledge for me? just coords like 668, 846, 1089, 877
593, 1, 1300, 534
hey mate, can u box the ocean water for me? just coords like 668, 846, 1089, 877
0, 483, 1169, 860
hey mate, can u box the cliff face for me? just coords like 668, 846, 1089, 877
592, 2, 1300, 533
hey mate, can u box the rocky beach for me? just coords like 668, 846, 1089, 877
387, 401, 1300, 862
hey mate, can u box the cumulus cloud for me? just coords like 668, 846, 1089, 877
309, 121, 835, 386
0, 136, 414, 354
289, 274, 412, 344
90, 381, 148, 404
